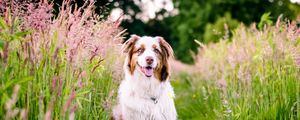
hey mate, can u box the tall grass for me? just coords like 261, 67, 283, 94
1, 0, 300, 119
173, 17, 300, 119
0, 0, 123, 119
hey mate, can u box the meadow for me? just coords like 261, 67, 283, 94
0, 0, 300, 120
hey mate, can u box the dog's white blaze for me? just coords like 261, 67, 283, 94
135, 36, 160, 68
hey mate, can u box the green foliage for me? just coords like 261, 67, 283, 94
167, 0, 300, 63
0, 16, 30, 42
204, 13, 239, 43
173, 74, 223, 119
0, 31, 117, 119
0, 40, 3, 50
174, 65, 300, 119
258, 12, 273, 30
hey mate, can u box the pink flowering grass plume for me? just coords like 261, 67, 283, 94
22, 0, 53, 31
194, 16, 300, 83
1, 0, 124, 68
4, 85, 27, 120
63, 89, 76, 115
54, 0, 123, 68
1, 0, 124, 69
169, 58, 194, 76
1, 0, 124, 119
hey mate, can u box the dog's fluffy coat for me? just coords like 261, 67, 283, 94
113, 35, 177, 120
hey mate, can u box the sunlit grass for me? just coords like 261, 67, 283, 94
173, 18, 300, 119
0, 47, 117, 119
0, 0, 122, 119
174, 64, 299, 119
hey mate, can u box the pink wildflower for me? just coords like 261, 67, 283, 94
22, 0, 53, 31
63, 89, 76, 114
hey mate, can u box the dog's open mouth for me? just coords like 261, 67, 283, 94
139, 65, 153, 77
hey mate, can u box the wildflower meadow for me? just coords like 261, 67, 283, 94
0, 0, 300, 120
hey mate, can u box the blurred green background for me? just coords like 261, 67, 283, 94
53, 0, 300, 63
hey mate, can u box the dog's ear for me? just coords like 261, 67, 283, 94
157, 37, 174, 81
122, 35, 139, 73
157, 37, 174, 59
121, 35, 140, 54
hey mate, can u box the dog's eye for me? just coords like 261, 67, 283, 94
154, 48, 160, 54
137, 49, 144, 54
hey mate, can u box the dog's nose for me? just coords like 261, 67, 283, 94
146, 56, 154, 65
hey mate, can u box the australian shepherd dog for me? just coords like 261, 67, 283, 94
112, 35, 177, 120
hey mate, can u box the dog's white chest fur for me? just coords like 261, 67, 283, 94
118, 71, 177, 120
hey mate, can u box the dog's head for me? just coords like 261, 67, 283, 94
122, 35, 173, 81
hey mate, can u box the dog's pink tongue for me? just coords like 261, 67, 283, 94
144, 68, 153, 77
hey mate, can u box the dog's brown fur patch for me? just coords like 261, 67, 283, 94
154, 37, 174, 81
122, 35, 140, 75
129, 44, 145, 74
